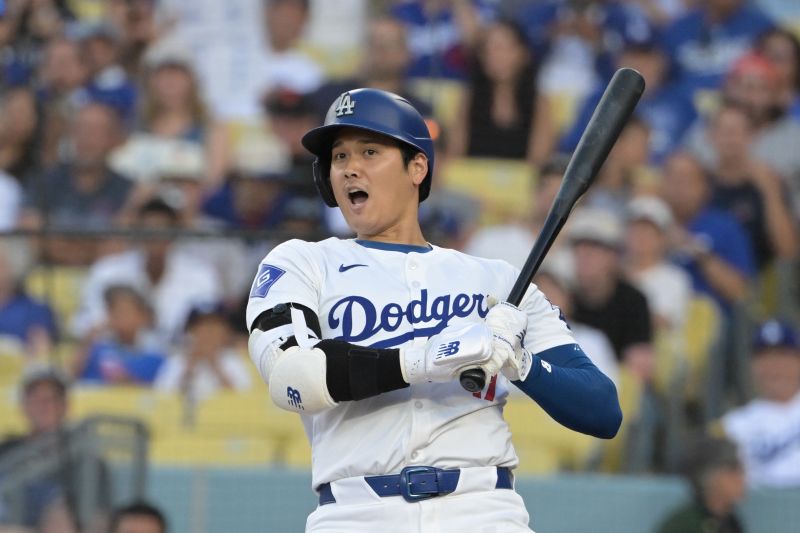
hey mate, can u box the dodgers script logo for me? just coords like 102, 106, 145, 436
328, 289, 489, 348
249, 264, 286, 298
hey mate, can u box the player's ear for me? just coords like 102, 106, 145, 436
408, 153, 428, 186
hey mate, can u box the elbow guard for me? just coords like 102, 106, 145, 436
268, 345, 337, 414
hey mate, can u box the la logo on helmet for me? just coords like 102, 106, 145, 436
335, 93, 356, 116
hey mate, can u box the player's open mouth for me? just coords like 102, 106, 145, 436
348, 190, 369, 206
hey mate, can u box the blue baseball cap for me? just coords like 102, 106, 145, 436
752, 319, 799, 353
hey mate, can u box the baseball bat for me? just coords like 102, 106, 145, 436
459, 68, 646, 393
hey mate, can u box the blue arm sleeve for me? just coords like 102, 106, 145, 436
512, 344, 622, 439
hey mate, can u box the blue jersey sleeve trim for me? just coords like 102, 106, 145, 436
512, 344, 622, 439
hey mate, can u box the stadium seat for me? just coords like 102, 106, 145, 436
681, 295, 722, 402
440, 158, 536, 225
0, 353, 25, 387
69, 386, 184, 438
25, 266, 88, 332
149, 432, 280, 467
0, 385, 26, 437
503, 396, 598, 474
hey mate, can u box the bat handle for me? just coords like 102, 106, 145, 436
459, 367, 486, 393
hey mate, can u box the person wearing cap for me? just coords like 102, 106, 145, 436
656, 435, 746, 533
154, 302, 251, 402
624, 195, 691, 333
0, 367, 79, 533
569, 206, 655, 383
720, 319, 800, 488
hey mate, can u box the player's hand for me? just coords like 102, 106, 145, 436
484, 298, 532, 381
400, 323, 494, 385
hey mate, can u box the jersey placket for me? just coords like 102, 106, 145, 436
405, 253, 432, 465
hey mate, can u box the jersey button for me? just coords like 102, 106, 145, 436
414, 400, 423, 409
411, 451, 419, 460
409, 262, 418, 270
412, 281, 420, 289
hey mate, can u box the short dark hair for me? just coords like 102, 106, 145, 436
109, 501, 167, 533
137, 198, 179, 222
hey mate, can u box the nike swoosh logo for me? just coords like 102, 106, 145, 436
339, 263, 368, 272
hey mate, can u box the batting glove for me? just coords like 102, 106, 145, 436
484, 298, 532, 381
400, 323, 494, 385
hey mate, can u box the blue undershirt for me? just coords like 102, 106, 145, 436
513, 343, 622, 439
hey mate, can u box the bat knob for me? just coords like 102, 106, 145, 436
460, 368, 486, 393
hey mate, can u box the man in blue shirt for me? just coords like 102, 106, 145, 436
661, 0, 773, 92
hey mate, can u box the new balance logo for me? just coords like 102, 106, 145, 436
335, 92, 356, 116
287, 387, 304, 409
339, 263, 367, 272
436, 341, 460, 357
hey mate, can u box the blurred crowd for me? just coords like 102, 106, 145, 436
0, 0, 799, 531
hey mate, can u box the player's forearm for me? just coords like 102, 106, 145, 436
512, 344, 622, 439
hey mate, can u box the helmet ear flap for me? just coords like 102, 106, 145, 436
312, 158, 338, 207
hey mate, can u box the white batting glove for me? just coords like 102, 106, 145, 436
400, 323, 494, 385
484, 299, 532, 381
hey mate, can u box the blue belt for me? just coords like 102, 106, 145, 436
318, 466, 512, 505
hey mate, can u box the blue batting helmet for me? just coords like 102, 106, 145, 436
301, 88, 434, 207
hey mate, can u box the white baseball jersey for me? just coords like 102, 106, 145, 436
246, 237, 576, 488
722, 391, 800, 488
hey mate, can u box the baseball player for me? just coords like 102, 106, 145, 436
246, 88, 622, 532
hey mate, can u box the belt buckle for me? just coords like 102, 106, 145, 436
399, 466, 438, 503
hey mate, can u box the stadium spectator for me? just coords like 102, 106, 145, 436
705, 102, 798, 271
154, 302, 251, 401
389, 0, 494, 81
261, 88, 322, 198
662, 152, 755, 311
75, 22, 138, 124
312, 15, 433, 123
656, 435, 746, 533
128, 51, 229, 186
513, 0, 655, 115
560, 34, 697, 165
583, 117, 656, 214
683, 52, 800, 218
624, 196, 691, 334
35, 37, 89, 168
756, 28, 800, 121
0, 238, 57, 359
0, 368, 79, 533
660, 0, 774, 92
448, 19, 554, 164
203, 141, 300, 232
721, 319, 800, 488
19, 102, 132, 266
569, 207, 655, 382
108, 501, 167, 533
0, 87, 40, 183
534, 267, 619, 386
107, 0, 161, 77
257, 0, 324, 96
71, 199, 221, 343
72, 285, 166, 386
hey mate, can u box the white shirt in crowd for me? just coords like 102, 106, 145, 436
722, 391, 800, 489
72, 248, 221, 341
629, 263, 692, 331
154, 348, 252, 401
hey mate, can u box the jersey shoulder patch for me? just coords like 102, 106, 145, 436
250, 264, 286, 298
